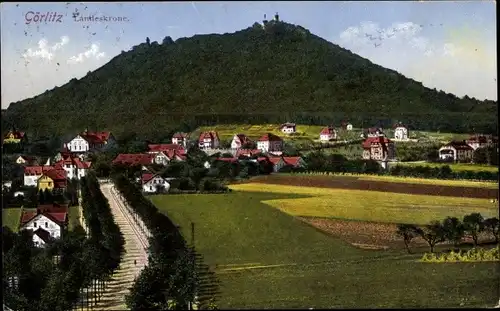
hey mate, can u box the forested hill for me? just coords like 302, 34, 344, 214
3, 20, 497, 139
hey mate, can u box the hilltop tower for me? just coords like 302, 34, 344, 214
263, 14, 268, 25
274, 12, 279, 21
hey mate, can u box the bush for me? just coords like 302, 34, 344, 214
420, 247, 499, 263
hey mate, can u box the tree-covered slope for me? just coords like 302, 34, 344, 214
3, 20, 497, 138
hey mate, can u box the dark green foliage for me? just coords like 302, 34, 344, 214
395, 224, 419, 254
415, 221, 446, 253
3, 21, 497, 139
441, 217, 465, 248
463, 213, 485, 247
483, 218, 499, 243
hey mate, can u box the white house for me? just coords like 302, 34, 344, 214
65, 135, 90, 153
64, 130, 115, 153
257, 133, 283, 153
141, 173, 170, 193
198, 131, 220, 149
346, 123, 353, 131
172, 132, 188, 147
393, 123, 409, 141
54, 156, 91, 180
231, 134, 252, 149
319, 126, 337, 142
280, 123, 296, 134
24, 166, 55, 187
438, 141, 474, 162
20, 211, 67, 247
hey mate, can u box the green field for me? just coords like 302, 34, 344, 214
2, 207, 22, 232
393, 161, 498, 173
191, 124, 362, 143
151, 191, 498, 308
230, 183, 498, 225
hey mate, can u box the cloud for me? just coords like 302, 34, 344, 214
337, 21, 497, 101
67, 43, 106, 64
22, 36, 70, 61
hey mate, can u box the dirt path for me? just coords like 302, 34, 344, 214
83, 183, 149, 311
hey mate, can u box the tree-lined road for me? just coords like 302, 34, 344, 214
86, 183, 149, 310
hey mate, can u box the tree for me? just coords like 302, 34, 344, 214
463, 213, 485, 246
146, 37, 151, 46
415, 221, 446, 253
38, 189, 46, 205
43, 188, 53, 204
395, 224, 419, 254
483, 217, 499, 243
472, 147, 488, 164
441, 216, 465, 248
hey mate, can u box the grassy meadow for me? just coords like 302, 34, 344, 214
392, 161, 499, 173
151, 189, 498, 308
2, 207, 22, 232
68, 206, 81, 231
191, 124, 362, 142
229, 183, 498, 225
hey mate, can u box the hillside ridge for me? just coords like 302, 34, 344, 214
3, 20, 497, 139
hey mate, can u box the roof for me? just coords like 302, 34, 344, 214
141, 173, 166, 184
443, 140, 474, 150
282, 157, 303, 166
172, 132, 188, 139
18, 155, 37, 162
234, 134, 252, 144
199, 131, 220, 143
24, 166, 55, 175
320, 126, 336, 135
79, 131, 112, 144
258, 133, 283, 142
235, 149, 261, 157
20, 211, 67, 227
280, 123, 296, 128
54, 155, 91, 169
367, 127, 383, 134
112, 153, 155, 166
41, 169, 67, 188
33, 228, 52, 243
148, 144, 186, 155
362, 136, 393, 149
268, 157, 284, 165
393, 122, 407, 129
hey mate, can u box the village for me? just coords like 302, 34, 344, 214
2, 122, 498, 249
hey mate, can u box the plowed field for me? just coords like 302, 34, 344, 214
249, 174, 497, 199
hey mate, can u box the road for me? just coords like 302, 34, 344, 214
85, 183, 149, 310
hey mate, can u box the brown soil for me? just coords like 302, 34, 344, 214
250, 175, 497, 199
300, 217, 496, 251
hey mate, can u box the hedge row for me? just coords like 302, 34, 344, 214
80, 173, 125, 307
420, 247, 499, 263
112, 174, 216, 309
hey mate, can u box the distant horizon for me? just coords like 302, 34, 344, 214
1, 2, 497, 108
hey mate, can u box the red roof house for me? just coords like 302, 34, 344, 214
198, 131, 220, 149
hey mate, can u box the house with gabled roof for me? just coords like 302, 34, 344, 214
257, 133, 283, 153
231, 134, 252, 149
172, 132, 188, 147
37, 168, 67, 191
365, 127, 385, 138
465, 134, 498, 150
147, 144, 186, 165
319, 126, 337, 142
341, 121, 353, 131
267, 156, 307, 172
439, 141, 474, 162
24, 166, 56, 187
64, 129, 115, 153
15, 155, 41, 165
20, 210, 68, 248
362, 136, 395, 161
235, 149, 262, 158
393, 122, 409, 141
53, 155, 91, 180
198, 131, 220, 149
141, 173, 170, 193
280, 122, 296, 134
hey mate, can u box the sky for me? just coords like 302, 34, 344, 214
0, 1, 497, 109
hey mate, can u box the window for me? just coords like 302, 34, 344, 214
45, 222, 48, 228
48, 182, 52, 186
34, 222, 37, 227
